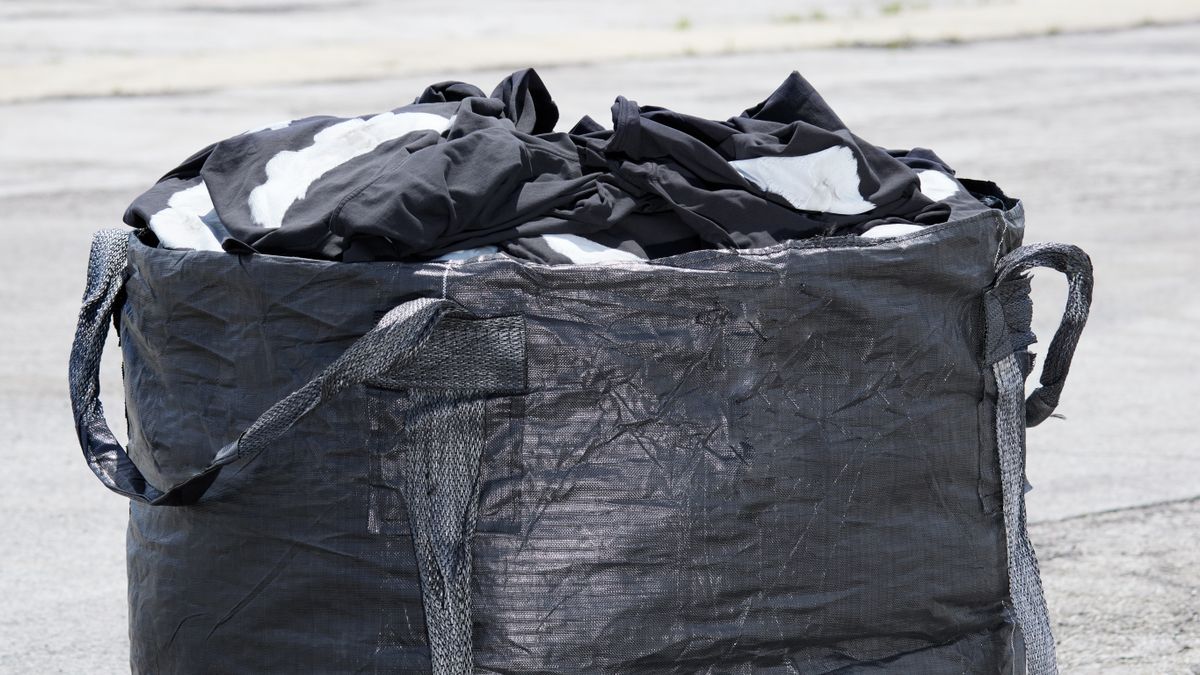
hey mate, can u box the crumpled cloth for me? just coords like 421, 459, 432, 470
125, 68, 993, 263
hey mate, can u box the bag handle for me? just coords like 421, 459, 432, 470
990, 242, 1094, 427
68, 230, 460, 505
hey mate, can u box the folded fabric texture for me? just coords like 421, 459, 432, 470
125, 69, 996, 264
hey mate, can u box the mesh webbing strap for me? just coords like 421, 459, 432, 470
985, 241, 1093, 674
367, 320, 526, 674
994, 354, 1057, 675
70, 230, 528, 671
399, 390, 487, 675
992, 243, 1094, 427
364, 317, 525, 672
68, 229, 460, 505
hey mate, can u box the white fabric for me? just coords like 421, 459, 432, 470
431, 246, 501, 262
148, 182, 224, 251
860, 223, 925, 239
729, 146, 875, 215
248, 112, 454, 230
540, 234, 643, 264
917, 169, 960, 202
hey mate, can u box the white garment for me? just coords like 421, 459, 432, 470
540, 233, 643, 264
916, 169, 960, 202
729, 146, 876, 215
148, 182, 224, 251
860, 223, 925, 239
248, 112, 454, 231
431, 246, 501, 262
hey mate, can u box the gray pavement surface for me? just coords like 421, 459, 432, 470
7, 0, 1196, 102
1035, 498, 1200, 673
0, 0, 942, 64
1, 20, 1198, 673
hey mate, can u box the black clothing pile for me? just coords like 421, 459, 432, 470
125, 69, 997, 264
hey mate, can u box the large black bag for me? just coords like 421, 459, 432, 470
70, 194, 1091, 673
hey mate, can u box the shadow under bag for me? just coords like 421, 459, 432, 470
70, 196, 1091, 673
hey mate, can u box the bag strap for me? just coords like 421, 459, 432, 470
989, 242, 1094, 427
68, 230, 460, 505
984, 241, 1093, 675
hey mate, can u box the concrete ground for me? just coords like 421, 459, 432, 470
4, 0, 1199, 101
0, 8, 1198, 673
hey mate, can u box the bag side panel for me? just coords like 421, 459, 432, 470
462, 213, 1015, 671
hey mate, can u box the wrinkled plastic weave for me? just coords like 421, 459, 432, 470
68, 193, 1092, 673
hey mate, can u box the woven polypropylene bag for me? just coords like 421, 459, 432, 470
69, 192, 1091, 674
